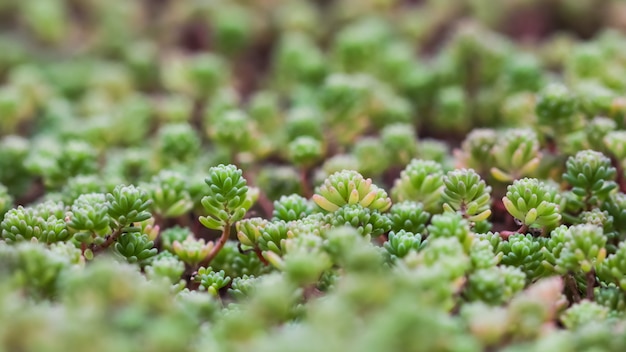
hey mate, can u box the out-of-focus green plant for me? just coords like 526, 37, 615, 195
391, 159, 444, 213
490, 129, 541, 182
145, 170, 193, 220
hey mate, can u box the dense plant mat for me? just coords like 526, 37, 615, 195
3, 0, 626, 351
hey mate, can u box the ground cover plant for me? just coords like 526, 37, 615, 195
3, 0, 626, 351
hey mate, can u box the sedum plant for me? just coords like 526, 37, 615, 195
455, 129, 497, 176
193, 267, 231, 296
555, 224, 606, 275
391, 159, 444, 213
114, 231, 157, 264
172, 235, 214, 268
560, 300, 609, 330
145, 170, 193, 219
563, 150, 617, 211
535, 83, 581, 136
325, 204, 392, 240
427, 212, 474, 252
490, 129, 541, 182
386, 201, 430, 234
145, 252, 186, 288
6, 2, 626, 351
384, 229, 423, 261
312, 170, 391, 213
2, 204, 70, 244
604, 130, 626, 162
502, 178, 562, 234
442, 168, 492, 222
199, 164, 253, 266
272, 194, 313, 222
380, 123, 419, 167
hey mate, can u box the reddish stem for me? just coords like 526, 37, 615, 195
254, 247, 269, 265
499, 224, 529, 240
586, 269, 596, 300
88, 228, 123, 254
299, 167, 313, 199
566, 273, 582, 303
199, 222, 231, 268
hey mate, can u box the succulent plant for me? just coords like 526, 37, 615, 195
384, 230, 423, 260
386, 201, 430, 234
209, 109, 257, 154
313, 170, 391, 213
427, 212, 474, 252
155, 123, 201, 167
257, 220, 291, 256
604, 130, 626, 161
67, 193, 111, 243
563, 150, 617, 209
2, 205, 70, 244
555, 224, 607, 274
561, 300, 609, 330
442, 168, 492, 222
145, 170, 193, 219
172, 236, 214, 268
106, 185, 152, 228
503, 178, 562, 232
114, 232, 157, 264
326, 204, 392, 239
4, 3, 626, 351
193, 267, 231, 296
199, 164, 251, 231
287, 136, 324, 168
228, 274, 260, 300
490, 129, 541, 182
391, 159, 444, 213
145, 252, 186, 286
464, 266, 526, 305
272, 194, 313, 222
380, 123, 418, 167
455, 129, 497, 175
535, 83, 580, 135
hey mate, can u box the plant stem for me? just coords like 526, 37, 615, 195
518, 224, 529, 234
450, 276, 469, 315
499, 224, 530, 240
237, 242, 269, 266
586, 269, 596, 300
254, 247, 269, 265
302, 284, 323, 301
200, 221, 231, 267
299, 167, 312, 199
89, 227, 124, 254
565, 273, 581, 303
